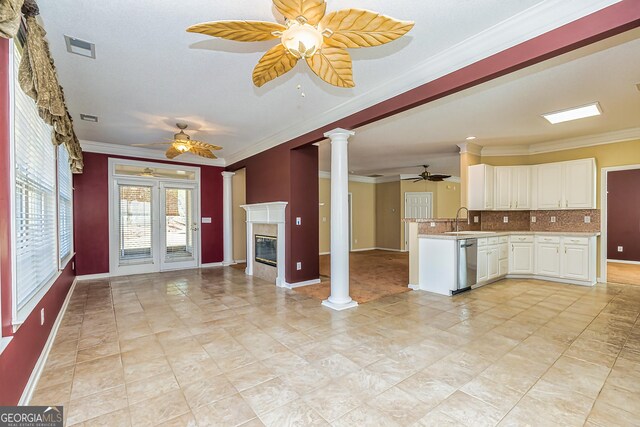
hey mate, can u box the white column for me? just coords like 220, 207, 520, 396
322, 128, 358, 311
222, 171, 235, 266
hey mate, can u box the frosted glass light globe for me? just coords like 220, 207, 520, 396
281, 22, 324, 58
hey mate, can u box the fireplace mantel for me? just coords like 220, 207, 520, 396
241, 202, 287, 287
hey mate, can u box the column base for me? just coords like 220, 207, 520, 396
408, 284, 420, 290
322, 299, 358, 311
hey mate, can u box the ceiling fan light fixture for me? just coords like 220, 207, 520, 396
174, 142, 190, 153
281, 20, 324, 58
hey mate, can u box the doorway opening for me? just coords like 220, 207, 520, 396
602, 165, 640, 286
109, 159, 201, 276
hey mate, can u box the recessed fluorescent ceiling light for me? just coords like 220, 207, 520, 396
542, 102, 601, 124
64, 35, 96, 58
80, 114, 98, 122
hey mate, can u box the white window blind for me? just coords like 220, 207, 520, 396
58, 146, 73, 264
12, 41, 58, 311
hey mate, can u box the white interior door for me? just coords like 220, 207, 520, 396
112, 179, 160, 276
404, 192, 433, 250
160, 184, 199, 270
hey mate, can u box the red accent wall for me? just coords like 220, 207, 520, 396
607, 169, 640, 262
73, 152, 224, 276
0, 38, 77, 405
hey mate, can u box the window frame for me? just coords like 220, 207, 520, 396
8, 37, 73, 328
57, 145, 74, 269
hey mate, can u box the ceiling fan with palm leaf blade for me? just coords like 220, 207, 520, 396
402, 165, 451, 182
186, 0, 414, 88
132, 124, 222, 160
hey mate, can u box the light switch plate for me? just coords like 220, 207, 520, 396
40, 308, 45, 326
618, 246, 624, 252
584, 216, 591, 223
503, 216, 509, 223
550, 216, 557, 223
202, 217, 212, 224
296, 262, 302, 270
474, 216, 479, 223
531, 216, 537, 223
430, 222, 436, 227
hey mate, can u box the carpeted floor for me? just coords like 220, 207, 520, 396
608, 262, 640, 286
294, 250, 410, 304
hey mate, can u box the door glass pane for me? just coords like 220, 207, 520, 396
119, 185, 153, 263
165, 188, 194, 260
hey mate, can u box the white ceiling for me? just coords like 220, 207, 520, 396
36, 0, 622, 166
318, 27, 640, 177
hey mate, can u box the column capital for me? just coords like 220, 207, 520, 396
221, 171, 236, 179
324, 128, 355, 141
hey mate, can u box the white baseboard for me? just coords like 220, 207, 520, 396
374, 247, 405, 252
319, 252, 330, 256
607, 259, 640, 265
351, 247, 377, 252
408, 284, 419, 290
284, 278, 321, 289
19, 278, 78, 405
76, 272, 110, 281
234, 259, 247, 264
202, 262, 225, 268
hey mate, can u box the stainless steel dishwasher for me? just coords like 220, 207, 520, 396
455, 239, 477, 294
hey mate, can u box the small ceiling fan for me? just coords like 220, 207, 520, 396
403, 165, 451, 182
133, 124, 222, 160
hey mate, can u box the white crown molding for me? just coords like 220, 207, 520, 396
480, 127, 640, 157
457, 142, 483, 156
80, 140, 227, 167
224, 0, 620, 166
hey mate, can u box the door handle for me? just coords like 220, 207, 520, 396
191, 225, 199, 231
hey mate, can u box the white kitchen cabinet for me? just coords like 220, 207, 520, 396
564, 160, 596, 209
477, 247, 488, 283
536, 159, 596, 210
499, 259, 508, 276
562, 241, 590, 281
468, 164, 495, 210
488, 248, 500, 280
495, 166, 531, 210
536, 238, 561, 277
510, 236, 534, 274
536, 163, 564, 209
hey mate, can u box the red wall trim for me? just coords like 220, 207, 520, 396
73, 152, 224, 276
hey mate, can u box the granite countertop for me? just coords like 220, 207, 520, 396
419, 231, 601, 240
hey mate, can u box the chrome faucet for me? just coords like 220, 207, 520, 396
455, 207, 469, 233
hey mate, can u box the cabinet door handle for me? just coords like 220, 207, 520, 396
558, 201, 561, 207
566, 200, 569, 208
565, 247, 567, 254
512, 244, 514, 252
516, 201, 518, 208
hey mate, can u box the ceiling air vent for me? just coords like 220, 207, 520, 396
368, 174, 384, 178
80, 114, 98, 123
64, 35, 96, 59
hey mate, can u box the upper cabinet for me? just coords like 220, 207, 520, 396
467, 158, 595, 211
494, 166, 531, 210
467, 164, 494, 211
536, 159, 596, 210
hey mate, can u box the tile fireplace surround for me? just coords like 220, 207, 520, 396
416, 209, 600, 234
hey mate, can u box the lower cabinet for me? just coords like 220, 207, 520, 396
477, 247, 488, 283
562, 242, 590, 281
535, 237, 561, 277
477, 238, 509, 284
509, 236, 534, 274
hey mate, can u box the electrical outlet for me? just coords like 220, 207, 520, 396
550, 216, 557, 223
40, 308, 45, 325
474, 216, 479, 223
531, 216, 537, 223
618, 246, 623, 252
72, 261, 75, 270
296, 262, 302, 270
430, 222, 436, 227
584, 216, 591, 223
354, 239, 358, 244
322, 217, 326, 223
296, 217, 302, 226
503, 216, 509, 223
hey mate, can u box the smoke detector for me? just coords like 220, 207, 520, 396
64, 35, 96, 59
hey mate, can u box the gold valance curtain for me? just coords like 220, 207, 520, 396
2, 0, 84, 173
0, 0, 24, 39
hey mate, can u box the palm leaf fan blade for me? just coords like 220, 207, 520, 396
186, 21, 286, 42
165, 146, 181, 159
189, 146, 217, 159
272, 0, 327, 25
305, 47, 354, 88
253, 44, 298, 87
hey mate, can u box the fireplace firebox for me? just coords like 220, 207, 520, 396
255, 235, 277, 267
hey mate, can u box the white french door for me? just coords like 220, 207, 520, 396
404, 192, 433, 250
160, 183, 199, 271
110, 175, 200, 276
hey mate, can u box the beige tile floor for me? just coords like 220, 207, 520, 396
30, 267, 640, 426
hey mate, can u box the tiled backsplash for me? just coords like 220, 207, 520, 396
480, 209, 600, 233
412, 209, 600, 234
